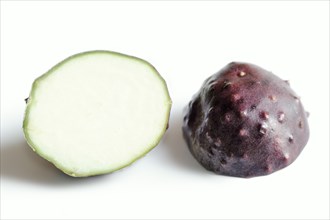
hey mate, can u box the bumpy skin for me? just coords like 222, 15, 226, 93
183, 62, 309, 178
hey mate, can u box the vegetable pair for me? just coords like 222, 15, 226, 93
23, 51, 309, 178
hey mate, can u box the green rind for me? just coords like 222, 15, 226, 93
23, 50, 172, 177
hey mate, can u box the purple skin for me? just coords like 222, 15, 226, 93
183, 62, 309, 178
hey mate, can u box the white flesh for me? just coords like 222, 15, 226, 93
23, 51, 171, 177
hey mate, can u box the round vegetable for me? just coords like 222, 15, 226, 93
23, 51, 171, 177
183, 62, 309, 178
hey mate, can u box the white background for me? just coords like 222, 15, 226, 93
1, 1, 329, 219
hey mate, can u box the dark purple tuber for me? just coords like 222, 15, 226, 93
182, 62, 309, 178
